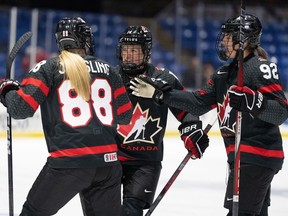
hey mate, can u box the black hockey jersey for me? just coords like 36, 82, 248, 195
5, 55, 132, 168
163, 54, 288, 171
116, 64, 198, 165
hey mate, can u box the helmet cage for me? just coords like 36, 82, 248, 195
215, 14, 262, 61
117, 26, 152, 75
55, 17, 95, 55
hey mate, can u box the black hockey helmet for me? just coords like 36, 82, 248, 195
117, 25, 152, 75
216, 14, 262, 61
55, 17, 95, 55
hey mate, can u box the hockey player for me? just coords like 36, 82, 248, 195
130, 15, 288, 216
0, 17, 132, 216
80, 25, 209, 216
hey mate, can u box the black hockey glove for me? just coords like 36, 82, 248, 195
0, 79, 21, 107
130, 74, 172, 104
178, 121, 209, 159
228, 85, 267, 117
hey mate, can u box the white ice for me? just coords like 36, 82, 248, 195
0, 134, 287, 216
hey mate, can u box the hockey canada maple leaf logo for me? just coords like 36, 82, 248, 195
118, 104, 162, 144
218, 93, 236, 135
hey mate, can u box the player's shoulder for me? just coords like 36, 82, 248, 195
105, 65, 123, 84
30, 56, 59, 73
213, 63, 231, 78
152, 64, 171, 74
38, 56, 58, 65
112, 65, 121, 74
150, 64, 180, 81
249, 55, 273, 66
246, 55, 278, 74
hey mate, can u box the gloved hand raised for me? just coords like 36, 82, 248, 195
130, 75, 172, 104
178, 121, 209, 159
228, 85, 266, 117
0, 79, 21, 107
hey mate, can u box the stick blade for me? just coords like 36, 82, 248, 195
6, 31, 32, 78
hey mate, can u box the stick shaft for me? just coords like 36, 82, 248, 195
145, 152, 192, 216
6, 31, 32, 216
7, 114, 13, 216
232, 1, 246, 215
145, 118, 217, 216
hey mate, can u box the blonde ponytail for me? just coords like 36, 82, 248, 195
59, 50, 91, 101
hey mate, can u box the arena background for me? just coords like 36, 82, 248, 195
0, 1, 288, 215
0, 0, 287, 136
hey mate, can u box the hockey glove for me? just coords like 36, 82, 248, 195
130, 74, 172, 104
178, 121, 209, 159
0, 79, 21, 107
228, 85, 267, 117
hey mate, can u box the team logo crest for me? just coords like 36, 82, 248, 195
218, 93, 236, 136
118, 104, 162, 144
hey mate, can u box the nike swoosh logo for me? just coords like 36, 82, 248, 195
227, 197, 233, 201
217, 71, 228, 75
144, 189, 152, 193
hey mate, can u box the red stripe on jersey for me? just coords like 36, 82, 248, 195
118, 155, 133, 161
241, 145, 284, 158
114, 86, 126, 99
207, 79, 213, 85
281, 99, 288, 105
258, 84, 282, 93
275, 97, 288, 105
226, 143, 284, 158
197, 89, 207, 95
259, 84, 288, 105
117, 101, 132, 115
17, 89, 39, 110
50, 144, 118, 158
176, 111, 186, 121
22, 78, 50, 96
173, 89, 188, 120
226, 145, 234, 154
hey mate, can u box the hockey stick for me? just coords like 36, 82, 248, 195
6, 31, 32, 216
145, 117, 217, 216
232, 1, 246, 216
6, 31, 33, 77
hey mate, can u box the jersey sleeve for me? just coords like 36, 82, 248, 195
111, 71, 133, 125
5, 59, 55, 119
159, 69, 200, 123
246, 58, 288, 125
162, 70, 217, 117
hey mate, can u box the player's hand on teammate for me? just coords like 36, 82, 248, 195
130, 75, 172, 104
0, 79, 20, 107
228, 85, 267, 117
178, 121, 209, 159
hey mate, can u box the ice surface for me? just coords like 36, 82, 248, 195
0, 135, 287, 215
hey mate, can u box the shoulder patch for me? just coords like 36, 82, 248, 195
155, 66, 165, 71
258, 57, 267, 61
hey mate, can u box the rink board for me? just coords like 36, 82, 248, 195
0, 107, 288, 138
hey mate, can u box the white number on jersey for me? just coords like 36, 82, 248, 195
58, 79, 113, 128
260, 63, 279, 80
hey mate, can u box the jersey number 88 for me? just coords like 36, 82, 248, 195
58, 79, 113, 127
